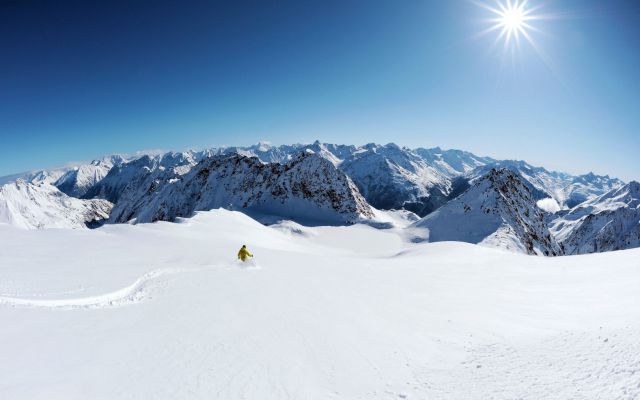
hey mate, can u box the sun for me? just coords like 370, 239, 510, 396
494, 0, 532, 46
475, 0, 546, 51
501, 5, 525, 31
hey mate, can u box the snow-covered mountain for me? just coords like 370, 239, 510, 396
82, 155, 159, 203
0, 166, 70, 187
414, 146, 496, 177
54, 155, 127, 197
412, 168, 561, 256
0, 155, 133, 188
551, 181, 640, 255
79, 142, 460, 218
561, 172, 626, 208
213, 142, 623, 215
221, 142, 457, 216
0, 180, 112, 229
0, 141, 629, 255
83, 151, 203, 203
2, 142, 624, 218
109, 151, 375, 225
217, 141, 356, 166
336, 143, 451, 215
466, 160, 624, 208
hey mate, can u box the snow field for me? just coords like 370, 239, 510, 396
1, 209, 639, 399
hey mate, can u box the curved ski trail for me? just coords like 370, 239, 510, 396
0, 267, 196, 309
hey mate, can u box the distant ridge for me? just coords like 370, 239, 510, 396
0, 141, 635, 256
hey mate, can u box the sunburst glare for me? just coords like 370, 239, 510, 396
474, 0, 549, 53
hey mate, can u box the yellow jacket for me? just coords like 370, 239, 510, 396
237, 246, 253, 261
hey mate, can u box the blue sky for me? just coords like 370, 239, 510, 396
0, 0, 639, 180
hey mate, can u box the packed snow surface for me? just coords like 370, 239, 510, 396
1, 209, 640, 399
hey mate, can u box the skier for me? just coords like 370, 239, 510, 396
237, 245, 253, 262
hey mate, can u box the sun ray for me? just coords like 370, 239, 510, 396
470, 0, 504, 16
472, 23, 506, 40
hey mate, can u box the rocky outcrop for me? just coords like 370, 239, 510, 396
412, 168, 561, 256
109, 151, 375, 225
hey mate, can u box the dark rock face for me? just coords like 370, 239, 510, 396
108, 152, 374, 226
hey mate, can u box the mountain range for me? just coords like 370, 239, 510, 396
0, 141, 636, 256
108, 151, 374, 225
550, 181, 640, 254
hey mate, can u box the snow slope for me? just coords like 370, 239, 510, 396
1, 209, 639, 399
551, 181, 640, 254
109, 151, 374, 225
0, 180, 112, 229
413, 168, 561, 255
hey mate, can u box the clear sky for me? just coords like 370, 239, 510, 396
1, 0, 639, 180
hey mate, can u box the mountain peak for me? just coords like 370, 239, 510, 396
480, 168, 534, 197
485, 167, 519, 179
384, 142, 401, 150
413, 168, 560, 255
108, 152, 374, 226
256, 141, 272, 151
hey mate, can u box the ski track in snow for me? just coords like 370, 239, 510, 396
0, 259, 255, 310
0, 267, 204, 309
